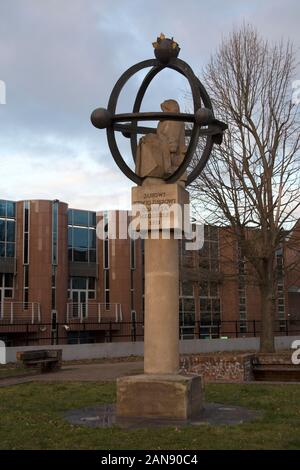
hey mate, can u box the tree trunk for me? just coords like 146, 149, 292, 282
259, 258, 276, 353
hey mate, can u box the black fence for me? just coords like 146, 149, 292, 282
179, 319, 300, 340
0, 319, 300, 346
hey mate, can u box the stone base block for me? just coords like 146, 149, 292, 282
116, 374, 204, 424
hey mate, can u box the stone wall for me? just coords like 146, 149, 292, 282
4, 335, 298, 364
254, 352, 292, 365
180, 353, 255, 383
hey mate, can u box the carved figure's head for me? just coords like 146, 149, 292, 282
160, 99, 180, 113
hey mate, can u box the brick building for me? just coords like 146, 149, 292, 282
0, 198, 299, 345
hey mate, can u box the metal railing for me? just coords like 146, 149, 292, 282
66, 302, 122, 323
0, 319, 299, 347
180, 319, 300, 339
0, 301, 41, 324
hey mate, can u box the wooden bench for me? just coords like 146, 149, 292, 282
252, 355, 300, 382
16, 349, 62, 373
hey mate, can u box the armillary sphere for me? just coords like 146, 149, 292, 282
91, 34, 227, 186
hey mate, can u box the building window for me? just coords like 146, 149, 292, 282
68, 277, 96, 299
179, 298, 195, 323
180, 281, 194, 297
237, 244, 247, 333
199, 297, 221, 323
199, 279, 221, 338
23, 265, 29, 309
103, 211, 109, 269
22, 201, 30, 309
103, 211, 110, 308
51, 202, 59, 312
130, 270, 134, 311
179, 282, 195, 338
51, 268, 56, 310
179, 297, 196, 339
0, 200, 15, 218
68, 277, 96, 319
130, 239, 136, 270
52, 201, 58, 265
104, 269, 110, 307
23, 201, 30, 264
0, 273, 14, 298
0, 200, 16, 258
199, 225, 219, 272
0, 274, 14, 318
130, 239, 135, 311
141, 240, 145, 321
198, 225, 221, 336
68, 209, 96, 263
276, 248, 285, 331
180, 239, 195, 268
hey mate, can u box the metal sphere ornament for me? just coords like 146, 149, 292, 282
91, 34, 227, 186
91, 108, 112, 129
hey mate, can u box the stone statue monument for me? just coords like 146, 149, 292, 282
91, 34, 227, 425
136, 99, 186, 181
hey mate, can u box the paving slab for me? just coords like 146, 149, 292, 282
1, 360, 300, 388
64, 402, 262, 428
0, 361, 144, 387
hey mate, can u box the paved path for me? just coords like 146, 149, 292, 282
0, 361, 144, 387
1, 361, 300, 387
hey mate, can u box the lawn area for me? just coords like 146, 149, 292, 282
0, 381, 300, 450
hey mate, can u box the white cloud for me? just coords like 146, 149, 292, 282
0, 0, 299, 210
0, 136, 131, 210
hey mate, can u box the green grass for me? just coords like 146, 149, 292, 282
0, 382, 300, 449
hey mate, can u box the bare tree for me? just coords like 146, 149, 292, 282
191, 24, 300, 352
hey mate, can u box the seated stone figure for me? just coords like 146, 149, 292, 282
135, 99, 186, 180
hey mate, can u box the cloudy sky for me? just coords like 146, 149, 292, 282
0, 0, 299, 211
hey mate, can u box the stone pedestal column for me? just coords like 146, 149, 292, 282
144, 236, 179, 374
116, 179, 204, 424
